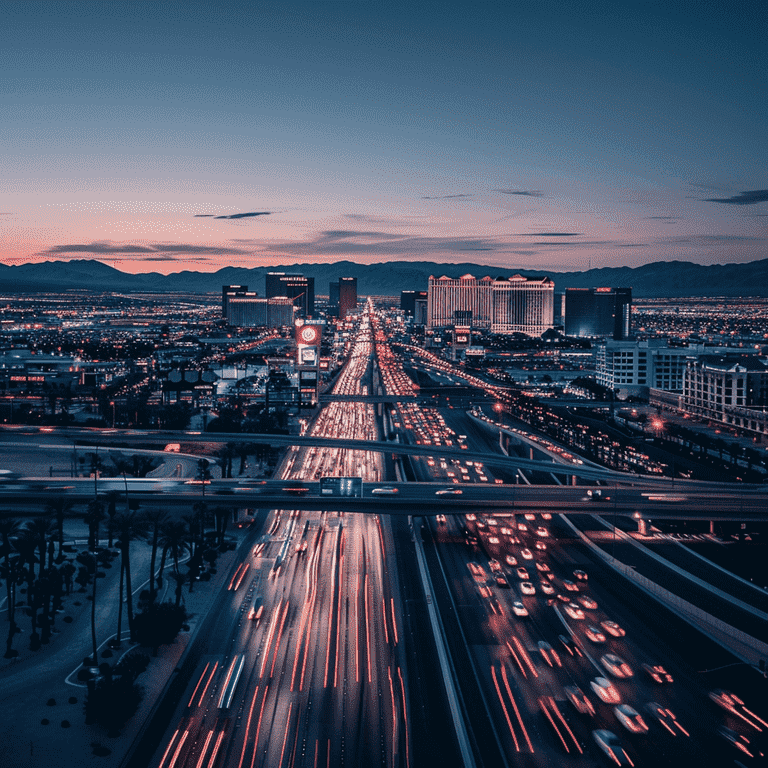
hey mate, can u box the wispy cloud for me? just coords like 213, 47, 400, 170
703, 190, 768, 205
494, 189, 544, 197
39, 241, 250, 257
194, 211, 273, 219
421, 194, 473, 200
517, 232, 581, 237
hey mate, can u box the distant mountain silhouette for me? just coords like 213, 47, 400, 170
1, 258, 768, 297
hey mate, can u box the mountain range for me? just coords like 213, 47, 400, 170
1, 258, 768, 298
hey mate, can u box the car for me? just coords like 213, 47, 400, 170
614, 704, 648, 734
717, 726, 756, 757
247, 604, 264, 621
488, 536, 500, 545
562, 579, 579, 592
540, 581, 555, 595
564, 685, 594, 715
505, 555, 518, 567
436, 488, 463, 496
283, 484, 309, 495
538, 641, 562, 667
371, 486, 398, 495
295, 540, 308, 554
644, 702, 689, 736
585, 624, 607, 643
520, 581, 536, 595
535, 562, 551, 573
535, 526, 549, 537
511, 601, 528, 617
500, 527, 512, 536
556, 592, 570, 603
436, 514, 447, 523
495, 574, 510, 588
535, 540, 547, 551
573, 569, 588, 581
601, 654, 633, 678
578, 596, 598, 610
590, 677, 621, 704
465, 513, 477, 522
591, 729, 633, 766
558, 634, 583, 657
520, 548, 533, 560
541, 512, 552, 520
517, 522, 528, 532
488, 559, 501, 572
601, 620, 626, 638
564, 602, 585, 620
641, 664, 673, 684
524, 513, 536, 521
516, 567, 530, 580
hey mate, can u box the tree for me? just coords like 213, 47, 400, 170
104, 490, 121, 548
79, 552, 99, 663
131, 454, 160, 478
84, 675, 144, 736
83, 498, 105, 553
158, 520, 190, 589
45, 498, 75, 562
133, 601, 189, 655
0, 517, 22, 658
26, 517, 54, 581
142, 508, 169, 605
114, 512, 148, 641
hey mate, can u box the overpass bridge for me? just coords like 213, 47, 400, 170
3, 478, 767, 521
49, 425, 768, 495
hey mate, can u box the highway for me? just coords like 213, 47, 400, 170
147, 313, 417, 768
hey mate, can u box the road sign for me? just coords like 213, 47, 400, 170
319, 476, 363, 497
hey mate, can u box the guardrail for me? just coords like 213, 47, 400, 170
559, 515, 768, 669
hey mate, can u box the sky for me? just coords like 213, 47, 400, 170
1, 0, 766, 275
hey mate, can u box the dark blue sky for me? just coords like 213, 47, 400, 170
1, 0, 765, 273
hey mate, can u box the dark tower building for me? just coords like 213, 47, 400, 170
265, 272, 315, 317
329, 281, 340, 316
222, 285, 248, 318
400, 290, 428, 317
338, 277, 358, 319
564, 287, 632, 340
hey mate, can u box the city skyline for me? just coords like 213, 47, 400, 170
1, 0, 766, 276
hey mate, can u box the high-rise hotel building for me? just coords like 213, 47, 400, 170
427, 273, 554, 336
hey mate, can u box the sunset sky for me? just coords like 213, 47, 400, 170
1, 0, 766, 275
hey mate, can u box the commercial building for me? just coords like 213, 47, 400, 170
328, 281, 340, 316
564, 287, 632, 339
427, 273, 554, 336
338, 277, 358, 319
491, 274, 555, 335
265, 273, 315, 317
400, 290, 428, 317
682, 355, 768, 436
222, 285, 249, 318
595, 339, 712, 395
226, 296, 295, 328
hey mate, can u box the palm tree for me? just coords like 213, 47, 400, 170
142, 508, 169, 604
114, 511, 148, 641
0, 518, 22, 658
104, 490, 121, 548
158, 520, 190, 583
26, 517, 54, 580
45, 498, 74, 562
212, 505, 232, 548
79, 552, 99, 663
83, 498, 105, 552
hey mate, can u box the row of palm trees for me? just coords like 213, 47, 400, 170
0, 496, 235, 660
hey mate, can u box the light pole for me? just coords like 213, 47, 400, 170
110, 400, 115, 428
